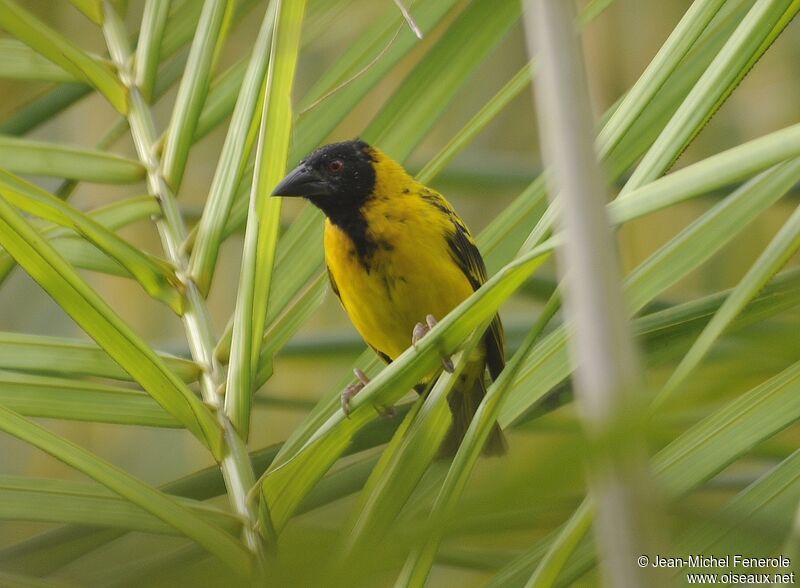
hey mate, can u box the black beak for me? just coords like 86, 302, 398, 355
272, 164, 330, 198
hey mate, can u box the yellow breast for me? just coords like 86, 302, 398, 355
324, 192, 475, 360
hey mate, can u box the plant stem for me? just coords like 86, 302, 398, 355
100, 1, 264, 567
524, 0, 662, 586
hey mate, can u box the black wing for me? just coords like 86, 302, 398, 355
420, 187, 505, 380
445, 222, 505, 380
327, 264, 392, 365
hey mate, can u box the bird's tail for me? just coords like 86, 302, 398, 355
440, 377, 506, 457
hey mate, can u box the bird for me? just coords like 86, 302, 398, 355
272, 139, 506, 456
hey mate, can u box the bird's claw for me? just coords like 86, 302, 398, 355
411, 323, 427, 348
411, 314, 454, 373
341, 368, 372, 416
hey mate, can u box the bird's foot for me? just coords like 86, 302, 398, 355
412, 314, 455, 373
341, 368, 370, 416
341, 368, 397, 418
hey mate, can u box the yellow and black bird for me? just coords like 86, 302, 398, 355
272, 140, 505, 456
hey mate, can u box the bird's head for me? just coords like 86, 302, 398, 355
272, 140, 377, 217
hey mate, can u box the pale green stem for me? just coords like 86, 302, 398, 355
100, 1, 264, 567
525, 0, 662, 586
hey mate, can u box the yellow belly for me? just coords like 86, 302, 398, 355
324, 217, 474, 360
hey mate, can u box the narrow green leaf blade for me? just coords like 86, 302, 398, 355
224, 0, 307, 439
0, 84, 91, 136
0, 170, 183, 313
340, 331, 486, 561
161, 0, 235, 190
658, 167, 800, 402
0, 406, 250, 573
0, 332, 199, 383
680, 448, 800, 558
0, 39, 77, 82
596, 0, 727, 158
0, 0, 127, 112
623, 0, 798, 192
0, 370, 181, 427
0, 476, 241, 534
189, 3, 276, 294
0, 137, 144, 184
500, 159, 800, 427
0, 195, 162, 286
364, 0, 522, 160
624, 160, 800, 315
290, 0, 460, 163
67, 0, 104, 24
491, 359, 800, 587
399, 298, 562, 586
609, 123, 800, 223
134, 0, 172, 100
0, 193, 223, 456
417, 62, 533, 184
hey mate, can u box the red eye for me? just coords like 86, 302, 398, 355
327, 159, 344, 174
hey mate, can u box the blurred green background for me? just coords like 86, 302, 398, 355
1, 1, 799, 584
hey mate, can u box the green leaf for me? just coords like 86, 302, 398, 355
596, 0, 727, 159
623, 160, 800, 315
0, 195, 161, 285
193, 58, 248, 141
225, 0, 307, 439
417, 62, 533, 184
0, 39, 77, 82
657, 161, 800, 403
679, 449, 800, 557
0, 476, 241, 534
637, 268, 800, 362
523, 499, 595, 588
492, 359, 800, 587
609, 123, 800, 223
135, 0, 173, 100
290, 0, 461, 163
189, 2, 277, 294
45, 195, 161, 237
0, 332, 199, 383
0, 0, 127, 113
519, 0, 761, 252
654, 360, 800, 498
500, 159, 800, 427
0, 417, 402, 577
255, 271, 327, 384
398, 297, 562, 586
0, 370, 181, 427
622, 0, 798, 192
0, 169, 183, 313
42, 237, 129, 277
161, 0, 236, 190
0, 194, 223, 456
0, 0, 261, 137
0, 136, 145, 184
0, 406, 250, 573
364, 0, 522, 159
216, 204, 324, 367
339, 330, 487, 561
0, 84, 92, 137
67, 0, 104, 24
